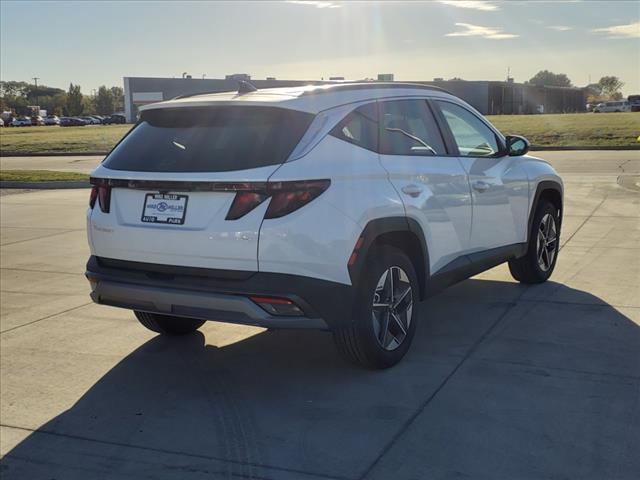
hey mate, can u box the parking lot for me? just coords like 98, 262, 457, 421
1, 151, 639, 479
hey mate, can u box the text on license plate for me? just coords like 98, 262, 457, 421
141, 193, 188, 224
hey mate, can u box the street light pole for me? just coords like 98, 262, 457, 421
32, 77, 40, 110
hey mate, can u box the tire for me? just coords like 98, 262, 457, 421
333, 246, 419, 369
509, 200, 560, 284
134, 311, 205, 335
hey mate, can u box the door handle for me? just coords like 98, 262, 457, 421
401, 184, 423, 198
472, 180, 490, 193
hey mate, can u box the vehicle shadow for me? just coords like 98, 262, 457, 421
1, 279, 639, 480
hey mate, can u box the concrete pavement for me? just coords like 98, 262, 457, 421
0, 153, 638, 479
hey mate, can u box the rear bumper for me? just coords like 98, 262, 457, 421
86, 256, 355, 330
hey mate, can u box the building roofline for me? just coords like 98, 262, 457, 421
299, 82, 450, 96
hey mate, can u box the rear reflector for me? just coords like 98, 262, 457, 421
250, 296, 304, 316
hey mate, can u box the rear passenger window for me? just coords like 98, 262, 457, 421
329, 103, 378, 152
379, 100, 446, 156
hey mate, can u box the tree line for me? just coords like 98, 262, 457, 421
526, 71, 626, 103
0, 81, 124, 116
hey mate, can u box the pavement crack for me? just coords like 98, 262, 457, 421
560, 195, 607, 251
358, 299, 525, 480
1, 229, 81, 247
0, 302, 93, 335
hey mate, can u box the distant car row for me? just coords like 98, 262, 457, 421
589, 101, 632, 113
2, 114, 126, 127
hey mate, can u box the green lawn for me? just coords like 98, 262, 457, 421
0, 170, 89, 182
0, 124, 131, 155
487, 112, 640, 147
1, 113, 639, 154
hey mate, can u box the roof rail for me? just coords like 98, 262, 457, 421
300, 82, 450, 96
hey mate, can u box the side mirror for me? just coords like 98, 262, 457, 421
506, 135, 530, 156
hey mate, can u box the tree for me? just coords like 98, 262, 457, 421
95, 86, 114, 115
110, 86, 124, 112
598, 76, 624, 100
528, 70, 573, 87
66, 83, 83, 115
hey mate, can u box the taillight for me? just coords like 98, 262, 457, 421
226, 192, 269, 220
89, 178, 112, 213
250, 296, 304, 316
264, 180, 330, 219
225, 179, 330, 220
89, 185, 98, 209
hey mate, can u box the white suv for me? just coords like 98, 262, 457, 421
86, 83, 563, 368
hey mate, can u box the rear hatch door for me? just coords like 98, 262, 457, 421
88, 105, 314, 272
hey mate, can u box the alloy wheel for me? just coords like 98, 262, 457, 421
371, 266, 413, 351
536, 213, 557, 272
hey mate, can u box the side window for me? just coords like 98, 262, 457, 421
329, 102, 378, 152
379, 100, 446, 156
435, 101, 500, 157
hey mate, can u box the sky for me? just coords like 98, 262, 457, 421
1, 0, 639, 95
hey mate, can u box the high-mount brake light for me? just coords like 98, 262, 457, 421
89, 178, 112, 213
225, 180, 330, 221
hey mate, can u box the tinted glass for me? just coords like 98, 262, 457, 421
103, 106, 314, 172
436, 101, 499, 157
329, 103, 378, 151
380, 100, 446, 156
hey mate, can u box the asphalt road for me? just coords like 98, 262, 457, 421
0, 152, 639, 479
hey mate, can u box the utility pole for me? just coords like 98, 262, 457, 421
32, 76, 40, 109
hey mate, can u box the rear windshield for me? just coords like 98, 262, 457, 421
103, 106, 314, 172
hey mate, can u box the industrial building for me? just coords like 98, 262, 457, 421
123, 75, 587, 122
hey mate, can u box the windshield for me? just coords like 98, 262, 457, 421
103, 106, 314, 172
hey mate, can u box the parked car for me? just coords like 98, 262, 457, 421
86, 82, 563, 369
102, 114, 126, 124
0, 118, 4, 127
11, 116, 32, 127
60, 117, 86, 127
43, 115, 60, 126
593, 101, 630, 113
80, 116, 101, 125
628, 95, 640, 112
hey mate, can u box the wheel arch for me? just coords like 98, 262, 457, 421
528, 180, 563, 239
348, 217, 430, 300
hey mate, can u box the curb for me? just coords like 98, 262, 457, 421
0, 181, 90, 189
0, 152, 107, 157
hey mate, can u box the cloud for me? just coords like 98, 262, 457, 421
446, 23, 519, 40
547, 25, 572, 31
285, 1, 341, 8
438, 1, 499, 11
593, 21, 640, 39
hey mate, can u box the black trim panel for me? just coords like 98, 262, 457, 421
348, 217, 430, 300
427, 243, 527, 296
87, 256, 354, 330
528, 181, 563, 239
